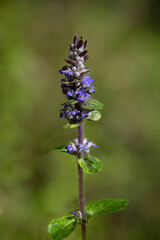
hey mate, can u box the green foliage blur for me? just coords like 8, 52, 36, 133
0, 0, 160, 239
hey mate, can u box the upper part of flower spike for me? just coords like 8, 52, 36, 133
59, 35, 98, 123
59, 35, 96, 104
65, 138, 98, 155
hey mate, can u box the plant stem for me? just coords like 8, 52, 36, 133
78, 121, 87, 240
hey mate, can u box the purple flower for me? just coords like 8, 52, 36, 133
65, 141, 77, 154
72, 211, 82, 219
65, 138, 98, 155
66, 90, 77, 98
76, 88, 91, 102
82, 76, 94, 87
89, 88, 96, 93
61, 84, 66, 89
72, 211, 78, 215
81, 112, 88, 118
59, 69, 74, 77
86, 140, 98, 148
60, 112, 63, 118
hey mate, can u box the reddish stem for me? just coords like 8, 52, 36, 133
78, 121, 87, 240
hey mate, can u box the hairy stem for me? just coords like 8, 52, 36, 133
78, 121, 87, 240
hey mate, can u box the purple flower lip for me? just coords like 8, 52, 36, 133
59, 69, 74, 77
72, 211, 78, 215
72, 211, 82, 219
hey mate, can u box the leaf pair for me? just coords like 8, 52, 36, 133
48, 199, 129, 240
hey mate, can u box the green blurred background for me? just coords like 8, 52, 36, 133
0, 0, 160, 239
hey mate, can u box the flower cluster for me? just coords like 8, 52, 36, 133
59, 104, 89, 123
65, 138, 98, 156
59, 35, 96, 123
60, 75, 96, 103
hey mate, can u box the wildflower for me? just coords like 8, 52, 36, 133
50, 35, 106, 240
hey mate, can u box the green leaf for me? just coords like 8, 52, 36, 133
48, 215, 77, 240
87, 110, 101, 121
86, 199, 129, 219
62, 100, 78, 105
82, 98, 104, 110
63, 122, 80, 129
55, 145, 67, 153
78, 155, 102, 174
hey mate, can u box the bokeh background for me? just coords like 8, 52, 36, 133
0, 0, 160, 239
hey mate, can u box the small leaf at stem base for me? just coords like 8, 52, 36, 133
48, 215, 77, 240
